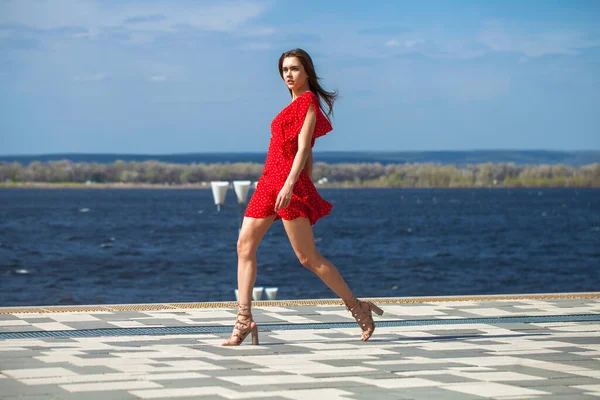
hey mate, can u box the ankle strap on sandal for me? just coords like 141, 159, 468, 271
237, 304, 252, 316
344, 297, 360, 311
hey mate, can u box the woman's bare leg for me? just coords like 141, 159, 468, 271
223, 215, 275, 346
282, 217, 383, 341
237, 215, 276, 306
282, 217, 354, 303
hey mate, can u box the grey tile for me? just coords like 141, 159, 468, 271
495, 365, 576, 379
397, 386, 488, 400
56, 391, 140, 400
62, 322, 115, 330
0, 315, 20, 320
538, 359, 600, 369
373, 363, 466, 373
0, 350, 45, 359
556, 337, 600, 345
412, 374, 480, 384
0, 326, 45, 333
0, 378, 57, 397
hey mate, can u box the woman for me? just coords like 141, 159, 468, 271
222, 49, 383, 346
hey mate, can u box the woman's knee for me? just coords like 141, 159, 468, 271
237, 234, 257, 259
297, 252, 322, 271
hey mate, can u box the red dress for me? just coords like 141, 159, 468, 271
244, 91, 333, 225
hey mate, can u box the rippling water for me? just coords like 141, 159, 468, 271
1, 188, 599, 306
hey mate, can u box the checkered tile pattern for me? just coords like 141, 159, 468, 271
1, 298, 599, 399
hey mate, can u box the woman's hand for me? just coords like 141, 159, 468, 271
274, 183, 294, 212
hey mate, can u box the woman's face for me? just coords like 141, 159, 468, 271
281, 56, 308, 92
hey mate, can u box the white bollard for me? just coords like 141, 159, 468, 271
233, 180, 252, 204
265, 287, 278, 300
252, 287, 264, 301
210, 181, 230, 211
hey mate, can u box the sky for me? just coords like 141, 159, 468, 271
1, 0, 599, 155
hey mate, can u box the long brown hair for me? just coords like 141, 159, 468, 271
278, 48, 338, 119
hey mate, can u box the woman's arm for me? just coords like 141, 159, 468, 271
305, 148, 313, 180
274, 104, 317, 212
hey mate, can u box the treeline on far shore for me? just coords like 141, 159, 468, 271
1, 160, 599, 188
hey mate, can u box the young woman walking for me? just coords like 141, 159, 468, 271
222, 49, 383, 346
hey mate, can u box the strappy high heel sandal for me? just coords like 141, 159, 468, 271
221, 304, 259, 346
345, 297, 384, 341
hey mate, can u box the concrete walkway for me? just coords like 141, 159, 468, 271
1, 293, 599, 399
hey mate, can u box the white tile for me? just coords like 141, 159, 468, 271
574, 350, 600, 356
414, 341, 484, 351
316, 348, 398, 357
264, 363, 374, 375
218, 374, 316, 386
252, 306, 295, 313
164, 360, 225, 370
131, 386, 260, 399
30, 322, 75, 331
443, 382, 549, 397
447, 366, 496, 372
262, 312, 318, 324
545, 324, 600, 332
0, 320, 30, 326
459, 308, 515, 317
62, 380, 162, 392
22, 373, 138, 385
268, 331, 333, 341
143, 344, 226, 359
449, 371, 546, 382
279, 388, 354, 400
170, 310, 235, 319
365, 356, 449, 366
2, 367, 77, 379
289, 342, 362, 350
108, 320, 149, 328
371, 305, 449, 316
396, 369, 460, 376
441, 356, 525, 367
571, 370, 600, 378
321, 376, 440, 389
370, 377, 441, 389
134, 372, 208, 381
12, 313, 54, 319
0, 347, 27, 352
485, 349, 559, 355
49, 314, 100, 322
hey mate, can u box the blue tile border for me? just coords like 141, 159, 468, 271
1, 314, 598, 340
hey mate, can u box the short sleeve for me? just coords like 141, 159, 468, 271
287, 91, 332, 146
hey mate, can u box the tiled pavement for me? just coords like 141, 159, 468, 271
0, 293, 599, 399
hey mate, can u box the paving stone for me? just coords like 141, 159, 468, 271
1, 297, 599, 399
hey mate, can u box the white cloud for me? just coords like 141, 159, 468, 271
1, 0, 271, 39
151, 75, 166, 82
376, 20, 599, 60
73, 73, 107, 82
385, 39, 421, 48
478, 21, 600, 57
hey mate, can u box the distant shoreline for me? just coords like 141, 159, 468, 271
1, 182, 598, 190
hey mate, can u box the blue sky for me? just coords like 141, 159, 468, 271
1, 0, 599, 155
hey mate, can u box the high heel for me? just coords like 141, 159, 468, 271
222, 305, 259, 346
369, 302, 384, 316
345, 297, 384, 341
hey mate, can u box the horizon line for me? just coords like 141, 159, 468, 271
1, 149, 599, 157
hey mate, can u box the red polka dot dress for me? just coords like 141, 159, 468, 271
244, 91, 333, 225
